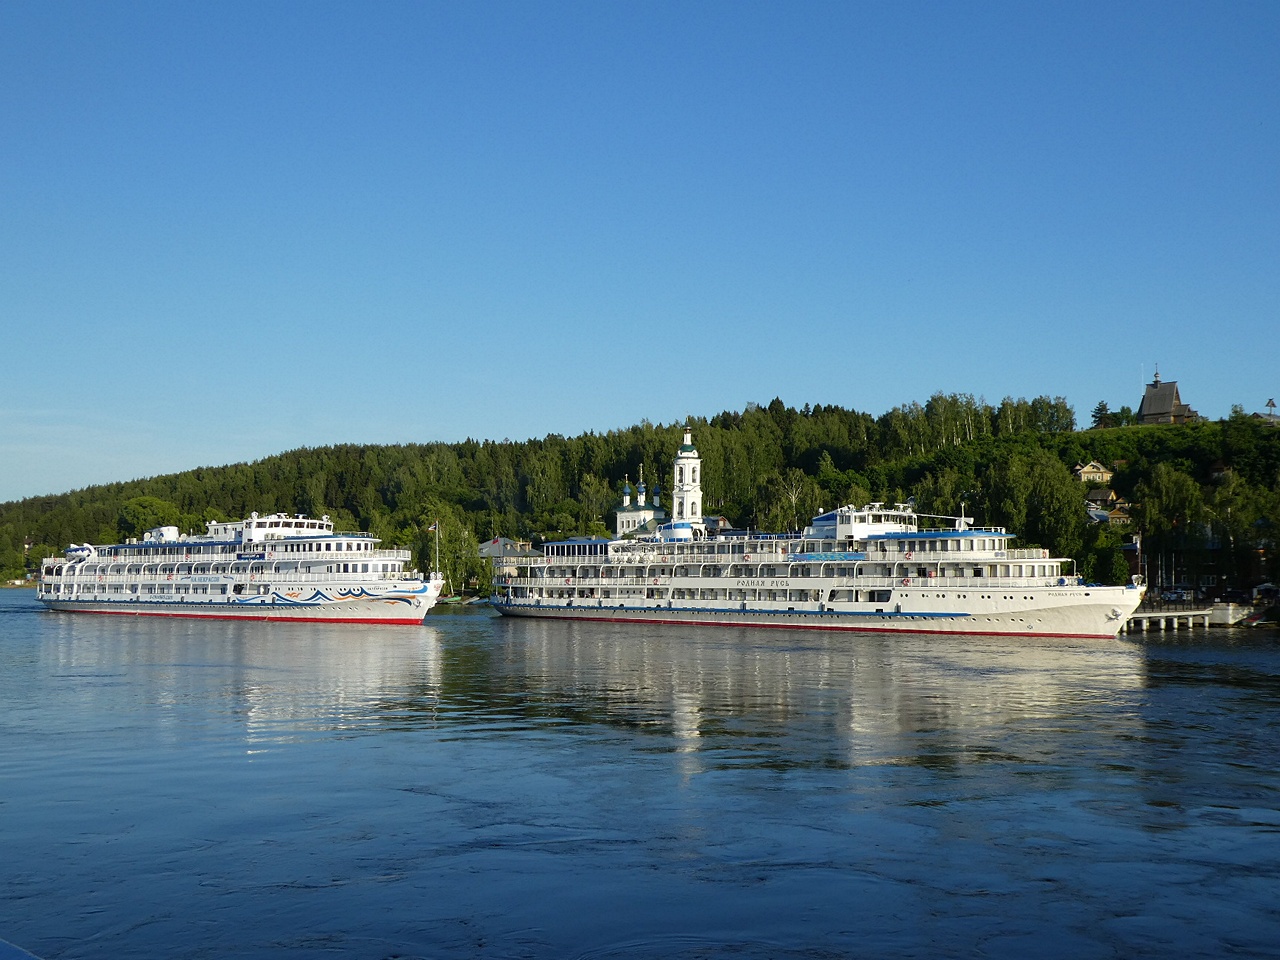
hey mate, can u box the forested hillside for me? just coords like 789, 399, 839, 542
3, 396, 1279, 592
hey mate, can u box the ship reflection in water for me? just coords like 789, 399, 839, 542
3, 597, 1278, 960
485, 620, 1148, 777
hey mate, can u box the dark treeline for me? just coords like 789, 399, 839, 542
3, 395, 1279, 591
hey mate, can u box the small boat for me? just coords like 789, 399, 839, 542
1241, 606, 1278, 628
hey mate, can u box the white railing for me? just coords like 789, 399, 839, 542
520, 549, 1059, 570
518, 564, 1064, 582
48, 548, 412, 566
46, 570, 423, 589
496, 573, 1087, 591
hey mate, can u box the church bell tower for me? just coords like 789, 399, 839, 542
672, 425, 702, 526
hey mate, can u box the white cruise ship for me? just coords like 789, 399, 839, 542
38, 513, 444, 624
492, 427, 1146, 638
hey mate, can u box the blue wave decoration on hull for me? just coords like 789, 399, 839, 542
227, 585, 429, 607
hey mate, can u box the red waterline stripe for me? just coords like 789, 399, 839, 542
45, 607, 425, 625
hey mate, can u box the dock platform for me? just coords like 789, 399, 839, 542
1124, 606, 1212, 632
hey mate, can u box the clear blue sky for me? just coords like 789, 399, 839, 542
2, 1, 1277, 502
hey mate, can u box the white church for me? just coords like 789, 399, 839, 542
615, 425, 710, 540
614, 464, 665, 536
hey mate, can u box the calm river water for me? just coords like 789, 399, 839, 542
1, 590, 1278, 959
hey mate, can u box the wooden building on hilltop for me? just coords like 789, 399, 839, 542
1138, 371, 1199, 425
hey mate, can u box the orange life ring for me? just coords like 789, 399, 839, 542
744, 554, 751, 561
902, 578, 911, 586
565, 578, 571, 584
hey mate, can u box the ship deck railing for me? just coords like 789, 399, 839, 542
46, 548, 412, 565
525, 546, 1059, 565
43, 570, 425, 587
499, 574, 1102, 591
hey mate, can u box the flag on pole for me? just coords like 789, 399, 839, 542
427, 521, 438, 532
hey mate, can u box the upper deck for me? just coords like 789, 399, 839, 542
46, 513, 388, 568
531, 501, 1038, 569
207, 512, 338, 543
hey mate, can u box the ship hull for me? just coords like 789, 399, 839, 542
40, 592, 438, 625
492, 590, 1143, 639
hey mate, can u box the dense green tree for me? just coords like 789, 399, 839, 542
0, 524, 25, 580
1132, 462, 1205, 587
117, 496, 182, 539
1080, 523, 1131, 585
758, 467, 823, 532
4, 396, 1278, 592
1024, 451, 1086, 558
912, 462, 975, 521
577, 473, 614, 532
1134, 464, 1204, 540
416, 503, 486, 595
1205, 471, 1265, 587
